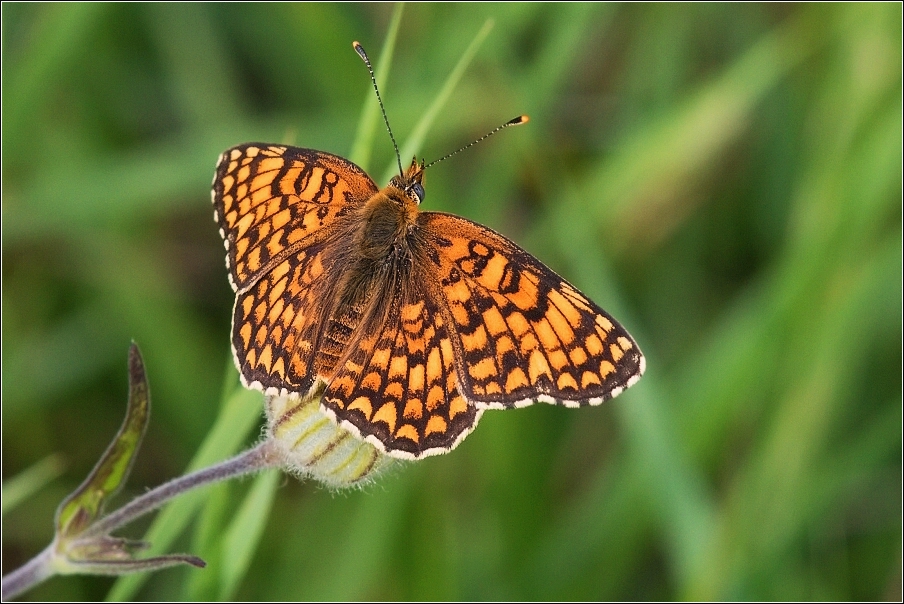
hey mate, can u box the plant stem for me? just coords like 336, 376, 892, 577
1, 545, 55, 600
1, 440, 282, 600
84, 439, 280, 538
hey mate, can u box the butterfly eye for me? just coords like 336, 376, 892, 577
411, 182, 425, 204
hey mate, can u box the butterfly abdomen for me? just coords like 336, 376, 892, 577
316, 304, 364, 377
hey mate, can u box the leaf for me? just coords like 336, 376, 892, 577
1, 454, 65, 517
55, 343, 150, 539
59, 548, 205, 576
380, 18, 496, 184
349, 2, 405, 172
105, 381, 263, 601
218, 469, 280, 600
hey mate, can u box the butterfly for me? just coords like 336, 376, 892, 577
211, 44, 644, 460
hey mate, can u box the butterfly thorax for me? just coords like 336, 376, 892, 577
355, 187, 419, 261
344, 160, 426, 274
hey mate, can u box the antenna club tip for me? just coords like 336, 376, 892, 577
508, 115, 529, 126
353, 41, 367, 60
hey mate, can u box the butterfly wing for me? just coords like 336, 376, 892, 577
420, 213, 645, 409
318, 210, 644, 460
321, 275, 483, 459
212, 144, 378, 291
212, 144, 379, 394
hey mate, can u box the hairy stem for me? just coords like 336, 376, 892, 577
84, 439, 281, 538
1, 440, 283, 600
2, 545, 55, 600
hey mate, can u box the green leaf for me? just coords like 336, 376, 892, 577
349, 2, 405, 171
54, 343, 150, 539
381, 18, 496, 184
182, 481, 232, 600
105, 381, 263, 601
218, 469, 280, 600
1, 454, 65, 518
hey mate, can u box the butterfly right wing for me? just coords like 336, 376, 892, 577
212, 144, 379, 394
418, 212, 645, 409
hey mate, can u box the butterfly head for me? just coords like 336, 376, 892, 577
389, 157, 427, 205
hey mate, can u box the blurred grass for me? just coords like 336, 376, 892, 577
2, 3, 900, 601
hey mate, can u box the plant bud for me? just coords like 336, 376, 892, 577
265, 393, 397, 488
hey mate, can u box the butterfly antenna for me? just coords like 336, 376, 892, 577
353, 41, 404, 178
423, 115, 529, 169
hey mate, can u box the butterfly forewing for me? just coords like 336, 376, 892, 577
212, 144, 378, 291
213, 144, 379, 394
420, 213, 644, 409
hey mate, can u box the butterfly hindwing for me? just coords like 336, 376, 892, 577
321, 279, 482, 459
420, 213, 645, 409
231, 242, 330, 396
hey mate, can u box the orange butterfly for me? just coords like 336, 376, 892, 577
212, 43, 644, 460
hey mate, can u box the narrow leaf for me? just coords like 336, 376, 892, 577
381, 18, 495, 184
57, 553, 205, 576
1, 454, 65, 517
349, 2, 405, 171
55, 343, 150, 538
218, 469, 280, 600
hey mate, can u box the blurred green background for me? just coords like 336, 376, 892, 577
2, 3, 901, 601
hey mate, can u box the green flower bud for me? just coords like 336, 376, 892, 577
266, 394, 397, 488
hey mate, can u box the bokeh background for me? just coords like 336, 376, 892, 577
2, 3, 901, 601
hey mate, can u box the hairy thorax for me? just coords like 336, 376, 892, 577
355, 186, 420, 261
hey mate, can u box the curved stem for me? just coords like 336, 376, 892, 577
1, 440, 283, 600
84, 439, 281, 538
2, 545, 55, 600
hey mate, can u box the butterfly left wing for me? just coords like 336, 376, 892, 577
213, 144, 379, 395
230, 239, 335, 396
320, 280, 483, 459
419, 213, 645, 409
212, 143, 378, 292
